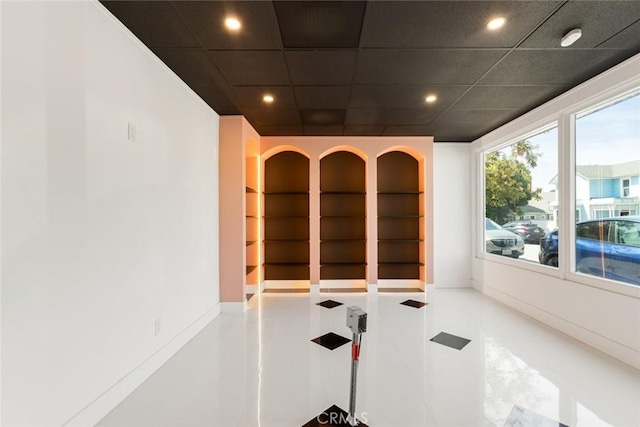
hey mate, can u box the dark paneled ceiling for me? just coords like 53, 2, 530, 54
101, 1, 640, 142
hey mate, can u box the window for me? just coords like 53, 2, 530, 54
622, 178, 630, 197
484, 125, 558, 266
575, 91, 640, 286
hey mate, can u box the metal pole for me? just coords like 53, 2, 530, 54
348, 332, 361, 426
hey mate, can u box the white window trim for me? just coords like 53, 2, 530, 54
473, 53, 640, 300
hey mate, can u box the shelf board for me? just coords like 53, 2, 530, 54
321, 191, 366, 194
320, 215, 366, 218
246, 265, 258, 274
321, 239, 367, 242
263, 262, 310, 266
378, 215, 423, 218
263, 215, 309, 218
378, 239, 424, 242
378, 262, 424, 266
246, 241, 257, 246
264, 191, 309, 195
246, 215, 259, 218
321, 263, 367, 266
263, 239, 310, 242
246, 187, 258, 193
377, 191, 423, 194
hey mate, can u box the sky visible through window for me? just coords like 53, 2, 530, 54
518, 92, 639, 192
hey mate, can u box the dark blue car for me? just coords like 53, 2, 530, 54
539, 217, 640, 286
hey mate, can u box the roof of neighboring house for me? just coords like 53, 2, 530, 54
547, 160, 640, 184
576, 160, 640, 179
520, 204, 547, 214
526, 191, 556, 213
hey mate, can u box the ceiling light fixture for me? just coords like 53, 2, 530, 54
425, 94, 437, 103
263, 95, 274, 103
225, 17, 241, 31
561, 28, 582, 47
487, 17, 506, 30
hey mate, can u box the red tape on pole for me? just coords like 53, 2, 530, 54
352, 343, 360, 361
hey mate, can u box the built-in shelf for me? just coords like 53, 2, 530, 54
246, 241, 257, 246
320, 151, 366, 280
377, 151, 423, 281
264, 151, 310, 281
246, 265, 257, 274
246, 187, 257, 193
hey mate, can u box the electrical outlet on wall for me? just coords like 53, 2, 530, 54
155, 318, 162, 336
128, 122, 137, 141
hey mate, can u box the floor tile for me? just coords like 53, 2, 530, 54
317, 299, 344, 309
311, 332, 351, 350
400, 299, 427, 308
302, 404, 369, 427
430, 331, 471, 350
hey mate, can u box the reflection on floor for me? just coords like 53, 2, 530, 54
97, 289, 640, 427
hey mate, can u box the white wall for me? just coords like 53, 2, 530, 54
433, 144, 472, 287
1, 1, 220, 425
471, 53, 640, 369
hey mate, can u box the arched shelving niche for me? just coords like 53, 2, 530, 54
377, 150, 425, 286
319, 150, 367, 285
263, 150, 310, 285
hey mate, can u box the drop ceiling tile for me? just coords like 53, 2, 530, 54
300, 109, 346, 126
599, 19, 640, 49
294, 86, 351, 109
273, 1, 366, 48
303, 126, 344, 136
361, 1, 563, 48
345, 109, 442, 126
382, 126, 434, 136
252, 125, 304, 136
285, 51, 357, 85
101, 1, 199, 48
521, 1, 640, 48
349, 85, 469, 109
354, 50, 508, 85
343, 125, 385, 136
209, 51, 290, 86
152, 48, 227, 87
172, 1, 282, 49
231, 86, 296, 108
453, 85, 568, 110
241, 108, 301, 126
190, 85, 239, 115
478, 49, 636, 85
431, 109, 521, 127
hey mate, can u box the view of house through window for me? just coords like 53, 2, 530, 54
574, 92, 640, 286
484, 125, 558, 266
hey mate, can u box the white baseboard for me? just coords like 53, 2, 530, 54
246, 282, 265, 294
63, 304, 221, 427
220, 301, 247, 313
310, 284, 320, 294
263, 280, 310, 289
377, 279, 423, 289
367, 284, 378, 293
482, 284, 640, 370
319, 279, 367, 289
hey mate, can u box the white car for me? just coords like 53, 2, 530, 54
485, 218, 525, 258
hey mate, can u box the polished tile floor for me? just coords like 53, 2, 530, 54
98, 289, 640, 427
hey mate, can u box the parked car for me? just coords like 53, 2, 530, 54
539, 229, 558, 266
485, 218, 525, 259
502, 221, 547, 243
538, 217, 640, 286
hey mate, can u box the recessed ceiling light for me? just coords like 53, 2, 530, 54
263, 95, 274, 103
561, 28, 582, 47
487, 17, 506, 30
225, 17, 241, 31
425, 94, 437, 103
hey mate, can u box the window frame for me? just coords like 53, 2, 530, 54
474, 72, 640, 299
